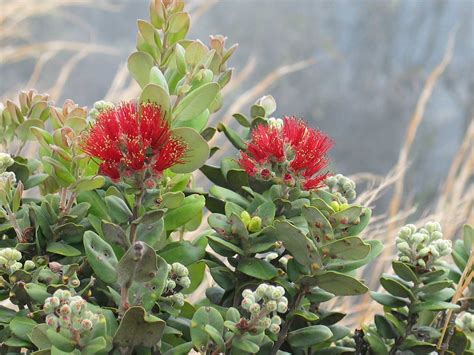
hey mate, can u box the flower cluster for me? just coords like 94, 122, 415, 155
396, 222, 452, 269
238, 116, 333, 190
82, 101, 187, 181
163, 262, 190, 307
323, 174, 356, 203
44, 290, 99, 344
0, 153, 14, 173
241, 284, 288, 334
240, 211, 262, 233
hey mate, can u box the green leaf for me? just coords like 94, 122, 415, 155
216, 122, 247, 150
140, 83, 171, 114
302, 205, 334, 242
321, 236, 371, 260
30, 324, 51, 350
24, 173, 48, 190
419, 280, 452, 294
232, 339, 260, 353
207, 234, 244, 255
170, 127, 209, 173
374, 315, 398, 339
105, 195, 132, 224
117, 241, 158, 288
392, 261, 419, 283
288, 325, 333, 347
237, 258, 278, 280
209, 185, 249, 208
413, 301, 460, 312
380, 276, 413, 299
266, 220, 318, 268
83, 230, 118, 284
10, 316, 37, 341
128, 51, 154, 88
46, 242, 81, 257
302, 271, 368, 296
149, 66, 169, 92
160, 238, 207, 266
190, 307, 224, 350
232, 113, 250, 127
72, 176, 105, 193
173, 83, 219, 122
370, 292, 408, 308
113, 306, 165, 348
164, 194, 205, 230
101, 220, 129, 248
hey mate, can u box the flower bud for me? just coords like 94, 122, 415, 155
271, 315, 281, 325
248, 216, 262, 233
10, 262, 22, 272
167, 279, 176, 290
256, 284, 268, 299
81, 319, 93, 331
0, 256, 7, 266
240, 211, 251, 227
330, 201, 340, 211
46, 314, 59, 329
60, 304, 71, 316
242, 289, 253, 298
260, 316, 271, 328
269, 323, 280, 334
241, 297, 254, 310
23, 260, 35, 271
277, 302, 288, 313
249, 303, 261, 314
265, 253, 278, 262
178, 276, 191, 289
266, 300, 277, 312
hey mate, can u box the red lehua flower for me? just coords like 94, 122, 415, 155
82, 102, 187, 180
238, 116, 333, 190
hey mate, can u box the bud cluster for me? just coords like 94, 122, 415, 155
88, 100, 115, 121
164, 262, 190, 307
323, 174, 356, 203
241, 284, 288, 334
0, 153, 14, 173
240, 211, 262, 233
0, 248, 23, 273
43, 290, 99, 343
396, 222, 452, 269
456, 313, 474, 333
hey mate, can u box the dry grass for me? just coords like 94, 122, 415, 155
1, 0, 472, 331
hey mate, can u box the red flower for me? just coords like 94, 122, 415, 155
238, 116, 333, 190
82, 102, 187, 180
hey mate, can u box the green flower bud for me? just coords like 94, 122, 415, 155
330, 201, 340, 211
12, 249, 22, 261
256, 284, 268, 299
10, 262, 22, 272
167, 279, 176, 290
23, 260, 35, 271
0, 256, 7, 266
269, 323, 280, 334
417, 259, 426, 268
272, 286, 285, 300
240, 211, 251, 227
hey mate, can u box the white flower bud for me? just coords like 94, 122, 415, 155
265, 253, 278, 262
269, 323, 280, 334
266, 300, 277, 312
178, 277, 191, 289
249, 303, 261, 314
0, 153, 14, 174
277, 302, 288, 313
271, 315, 282, 325
242, 289, 253, 298
241, 297, 254, 310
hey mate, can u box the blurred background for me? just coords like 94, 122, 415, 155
1, 0, 473, 325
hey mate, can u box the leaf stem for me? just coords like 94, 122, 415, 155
129, 187, 145, 244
